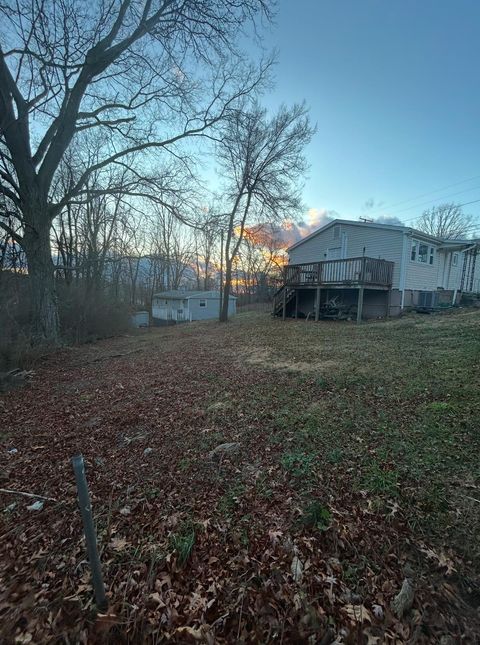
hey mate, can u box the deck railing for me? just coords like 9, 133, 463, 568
284, 257, 393, 287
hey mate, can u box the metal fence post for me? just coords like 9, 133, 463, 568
72, 453, 108, 612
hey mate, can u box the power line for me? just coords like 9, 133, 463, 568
402, 197, 480, 225
366, 172, 480, 218
381, 184, 480, 220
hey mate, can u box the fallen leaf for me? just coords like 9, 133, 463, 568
344, 604, 372, 624
110, 536, 128, 551
372, 604, 384, 620
291, 555, 303, 583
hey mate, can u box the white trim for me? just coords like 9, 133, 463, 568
399, 232, 409, 309
341, 231, 348, 258
410, 238, 436, 266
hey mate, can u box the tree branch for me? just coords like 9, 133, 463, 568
0, 219, 23, 244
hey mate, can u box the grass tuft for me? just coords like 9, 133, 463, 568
301, 500, 331, 530
169, 523, 196, 566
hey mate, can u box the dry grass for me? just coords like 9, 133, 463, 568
1, 308, 480, 642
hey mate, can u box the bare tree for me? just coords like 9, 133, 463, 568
194, 210, 222, 290
0, 0, 272, 342
0, 198, 25, 273
114, 213, 147, 305
217, 102, 314, 321
236, 223, 286, 299
52, 150, 131, 289
417, 203, 474, 239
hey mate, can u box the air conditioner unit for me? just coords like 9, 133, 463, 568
418, 291, 437, 308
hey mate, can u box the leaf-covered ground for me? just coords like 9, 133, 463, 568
1, 310, 480, 643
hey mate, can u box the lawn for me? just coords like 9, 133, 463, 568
1, 309, 480, 643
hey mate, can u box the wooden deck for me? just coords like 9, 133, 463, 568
284, 257, 394, 288
274, 257, 394, 323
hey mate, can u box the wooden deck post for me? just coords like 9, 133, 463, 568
315, 287, 321, 321
386, 289, 391, 318
282, 287, 287, 321
294, 290, 299, 319
357, 287, 364, 323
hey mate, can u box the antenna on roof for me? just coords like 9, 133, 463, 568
359, 217, 374, 223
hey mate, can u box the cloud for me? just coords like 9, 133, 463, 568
372, 215, 404, 226
280, 208, 338, 246
362, 198, 404, 227
362, 197, 386, 212
268, 206, 404, 250
363, 197, 377, 211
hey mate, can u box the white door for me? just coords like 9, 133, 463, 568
327, 247, 341, 260
323, 244, 346, 282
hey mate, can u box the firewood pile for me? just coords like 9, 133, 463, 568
319, 296, 356, 320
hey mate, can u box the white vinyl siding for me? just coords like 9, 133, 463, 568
188, 297, 236, 320
437, 250, 464, 291
326, 247, 341, 260
288, 223, 404, 288
152, 292, 236, 321
405, 238, 441, 291
287, 221, 480, 295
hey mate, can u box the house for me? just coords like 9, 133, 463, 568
273, 219, 479, 321
152, 290, 236, 323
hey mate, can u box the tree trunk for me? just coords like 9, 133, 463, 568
219, 258, 233, 322
23, 221, 60, 344
204, 257, 210, 291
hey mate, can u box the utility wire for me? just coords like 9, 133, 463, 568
365, 172, 480, 218
402, 197, 480, 225
377, 184, 480, 220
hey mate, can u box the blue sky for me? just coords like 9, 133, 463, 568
258, 0, 480, 232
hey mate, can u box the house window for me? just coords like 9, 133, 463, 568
411, 240, 434, 265
411, 241, 417, 262
453, 253, 459, 266
177, 308, 183, 315
418, 243, 428, 263
199, 299, 207, 308
410, 240, 418, 262
333, 224, 341, 240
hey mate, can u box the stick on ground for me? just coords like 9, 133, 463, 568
0, 488, 57, 502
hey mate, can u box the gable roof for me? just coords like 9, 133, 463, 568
153, 290, 236, 300
287, 218, 475, 252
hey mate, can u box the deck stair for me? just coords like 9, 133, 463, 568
272, 286, 295, 316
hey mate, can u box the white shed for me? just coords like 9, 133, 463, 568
131, 310, 149, 328
152, 290, 236, 323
